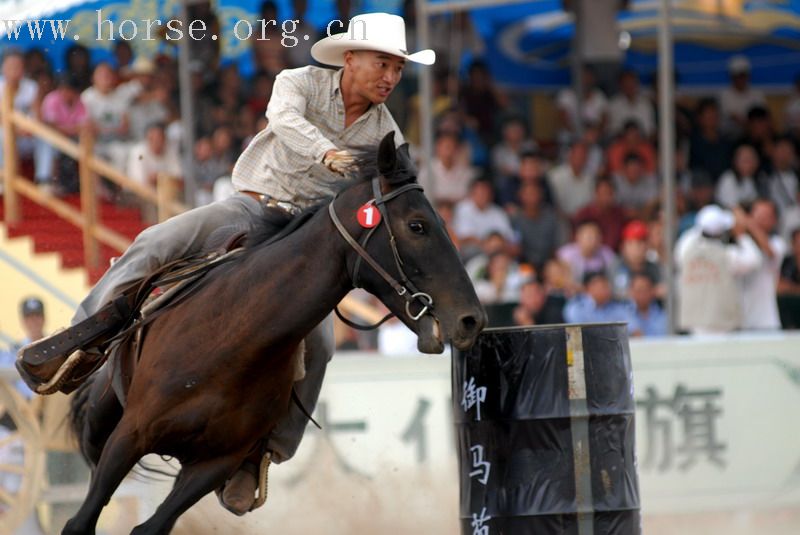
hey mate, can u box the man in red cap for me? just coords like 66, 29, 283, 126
610, 220, 664, 300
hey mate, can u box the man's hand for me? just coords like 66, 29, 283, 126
323, 149, 357, 174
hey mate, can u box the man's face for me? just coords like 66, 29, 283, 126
2, 55, 24, 83
630, 276, 653, 310
751, 200, 777, 233
345, 50, 405, 104
587, 276, 611, 306
147, 127, 166, 154
22, 314, 44, 338
471, 182, 493, 209
93, 64, 116, 93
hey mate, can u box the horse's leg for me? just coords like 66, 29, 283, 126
82, 371, 123, 467
130, 455, 243, 535
62, 418, 143, 535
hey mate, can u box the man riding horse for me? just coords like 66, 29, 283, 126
17, 12, 434, 516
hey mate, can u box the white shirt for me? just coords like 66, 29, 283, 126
716, 170, 759, 209
720, 86, 766, 134
127, 140, 182, 186
452, 199, 516, 242
547, 163, 596, 216
740, 235, 787, 330
81, 87, 133, 142
0, 77, 37, 114
608, 94, 655, 137
556, 88, 608, 130
419, 159, 479, 204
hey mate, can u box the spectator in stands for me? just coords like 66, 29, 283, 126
24, 48, 50, 82
778, 227, 800, 295
573, 177, 627, 252
286, 0, 318, 68
564, 271, 635, 329
716, 144, 763, 209
37, 73, 88, 193
113, 41, 134, 74
491, 116, 538, 199
784, 73, 800, 140
740, 199, 787, 330
675, 204, 761, 334
768, 136, 800, 241
419, 131, 478, 204
720, 55, 765, 138
127, 122, 182, 189
610, 220, 663, 300
607, 120, 656, 175
738, 106, 775, 176
194, 137, 229, 206
498, 150, 554, 209
555, 65, 608, 148
459, 59, 507, 146
543, 257, 580, 299
124, 59, 171, 142
8, 297, 47, 399
511, 182, 562, 269
628, 272, 667, 337
0, 50, 39, 180
582, 120, 606, 178
246, 71, 275, 119
252, 1, 289, 76
512, 278, 565, 326
677, 171, 716, 237
64, 44, 92, 91
689, 97, 733, 186
557, 219, 617, 287
82, 62, 133, 172
548, 140, 596, 217
612, 152, 659, 220
608, 69, 655, 139
453, 178, 517, 259
472, 251, 531, 305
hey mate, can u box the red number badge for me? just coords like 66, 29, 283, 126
357, 203, 381, 228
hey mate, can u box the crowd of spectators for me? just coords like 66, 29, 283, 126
2, 1, 800, 352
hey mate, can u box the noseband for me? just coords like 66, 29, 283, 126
329, 177, 434, 327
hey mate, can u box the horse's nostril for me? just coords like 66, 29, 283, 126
459, 315, 479, 332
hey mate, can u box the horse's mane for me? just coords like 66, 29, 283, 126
243, 140, 418, 250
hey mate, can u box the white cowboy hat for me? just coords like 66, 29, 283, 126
311, 13, 435, 67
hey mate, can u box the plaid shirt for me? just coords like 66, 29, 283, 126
231, 66, 404, 209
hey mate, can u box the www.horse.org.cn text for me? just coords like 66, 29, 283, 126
2, 10, 368, 47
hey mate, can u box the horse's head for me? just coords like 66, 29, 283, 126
331, 131, 486, 353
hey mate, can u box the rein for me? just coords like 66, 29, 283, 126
329, 177, 434, 329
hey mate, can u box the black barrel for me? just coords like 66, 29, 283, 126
452, 323, 641, 534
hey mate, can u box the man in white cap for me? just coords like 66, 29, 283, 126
674, 204, 761, 334
17, 12, 434, 515
720, 54, 765, 137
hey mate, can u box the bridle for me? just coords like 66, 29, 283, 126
328, 177, 434, 329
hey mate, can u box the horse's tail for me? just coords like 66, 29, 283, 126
68, 372, 96, 467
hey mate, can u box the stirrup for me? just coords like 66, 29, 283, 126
33, 349, 87, 395
251, 451, 272, 511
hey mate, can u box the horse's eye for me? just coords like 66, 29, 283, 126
408, 221, 426, 235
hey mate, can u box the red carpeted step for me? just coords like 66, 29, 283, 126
3, 191, 150, 284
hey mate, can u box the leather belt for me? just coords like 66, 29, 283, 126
241, 191, 301, 216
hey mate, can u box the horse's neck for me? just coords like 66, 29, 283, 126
242, 208, 352, 340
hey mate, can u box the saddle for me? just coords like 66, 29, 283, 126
105, 227, 252, 405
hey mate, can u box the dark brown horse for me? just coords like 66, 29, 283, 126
64, 132, 486, 534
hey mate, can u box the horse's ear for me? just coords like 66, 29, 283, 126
377, 131, 397, 175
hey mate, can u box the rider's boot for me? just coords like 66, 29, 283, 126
221, 462, 260, 515
15, 295, 133, 395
